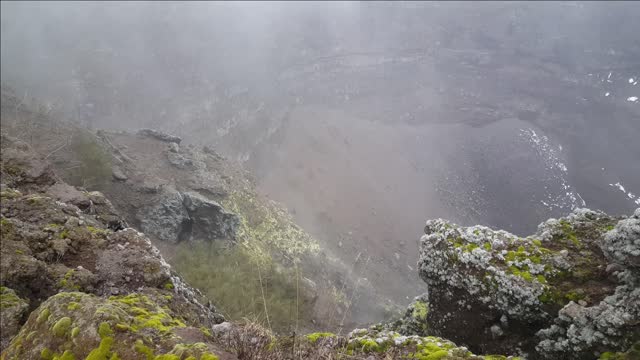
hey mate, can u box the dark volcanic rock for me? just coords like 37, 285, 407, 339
182, 191, 239, 241
137, 186, 190, 243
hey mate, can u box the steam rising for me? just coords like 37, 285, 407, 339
2, 1, 640, 306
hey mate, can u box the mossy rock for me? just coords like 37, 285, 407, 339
418, 208, 623, 356
2, 291, 225, 360
0, 286, 29, 351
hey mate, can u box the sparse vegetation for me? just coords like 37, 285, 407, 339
66, 132, 112, 190
172, 241, 313, 333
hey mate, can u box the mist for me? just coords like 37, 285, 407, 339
2, 1, 640, 306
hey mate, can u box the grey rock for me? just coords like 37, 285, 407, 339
137, 128, 182, 144
417, 207, 633, 357
536, 280, 640, 359
166, 151, 197, 170
182, 191, 239, 241
210, 321, 233, 338
602, 208, 640, 271
188, 169, 228, 198
112, 166, 128, 181
168, 142, 180, 153
384, 293, 430, 337
137, 187, 189, 243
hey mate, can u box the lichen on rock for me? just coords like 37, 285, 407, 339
0, 286, 29, 350
417, 207, 639, 358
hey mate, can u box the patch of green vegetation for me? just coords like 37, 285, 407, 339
348, 338, 390, 353
483, 242, 492, 251
559, 220, 580, 246
565, 290, 586, 302
37, 307, 51, 324
67, 302, 80, 311
305, 332, 335, 343
27, 195, 47, 205
0, 188, 22, 199
464, 243, 479, 252
0, 286, 26, 309
87, 226, 108, 236
55, 350, 76, 360
66, 133, 112, 190
71, 327, 80, 338
3, 163, 23, 177
59, 229, 70, 239
107, 294, 186, 333
51, 317, 72, 337
200, 354, 220, 360
173, 242, 314, 332
599, 342, 640, 360
220, 189, 320, 264
412, 301, 429, 321
163, 282, 174, 290
200, 327, 212, 338
166, 343, 211, 358
86, 337, 114, 360
98, 322, 113, 338
450, 237, 464, 249
134, 339, 155, 360
406, 337, 459, 359
58, 269, 80, 290
41, 348, 54, 360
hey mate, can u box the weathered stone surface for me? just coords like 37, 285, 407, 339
418, 207, 639, 359
137, 186, 189, 243
166, 150, 198, 170
137, 128, 182, 144
111, 166, 128, 181
2, 291, 230, 360
602, 208, 640, 271
384, 293, 430, 337
182, 191, 238, 241
0, 286, 29, 351
0, 135, 58, 191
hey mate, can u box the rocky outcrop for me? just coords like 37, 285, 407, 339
137, 128, 182, 144
0, 137, 225, 356
417, 207, 640, 359
138, 186, 191, 243
182, 191, 239, 241
137, 187, 239, 244
383, 294, 430, 337
2, 291, 230, 360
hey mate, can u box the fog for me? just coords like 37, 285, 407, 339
2, 1, 640, 305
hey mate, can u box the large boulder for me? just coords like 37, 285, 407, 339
418, 208, 639, 359
137, 186, 190, 243
0, 135, 57, 191
1, 291, 230, 360
137, 188, 238, 244
536, 209, 640, 359
182, 191, 239, 242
